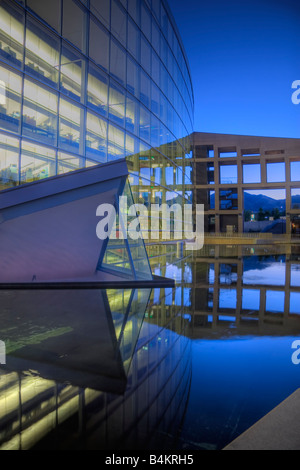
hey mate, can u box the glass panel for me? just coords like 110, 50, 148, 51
20, 141, 56, 183
87, 64, 108, 116
27, 0, 61, 33
59, 98, 84, 154
152, 19, 160, 54
90, 0, 110, 29
102, 233, 134, 277
219, 149, 237, 158
219, 188, 238, 210
141, 36, 151, 75
127, 56, 140, 98
111, 0, 127, 46
220, 165, 238, 184
60, 45, 85, 103
150, 114, 159, 148
0, 132, 19, 189
107, 289, 133, 341
108, 123, 125, 161
291, 188, 300, 209
118, 288, 151, 373
267, 162, 286, 183
22, 79, 58, 146
243, 163, 261, 183
0, 0, 24, 69
86, 111, 107, 163
128, 0, 140, 25
123, 180, 152, 279
25, 18, 60, 88
63, 0, 87, 52
108, 80, 125, 126
139, 106, 150, 144
57, 150, 84, 174
140, 70, 150, 108
89, 18, 109, 71
0, 65, 22, 134
141, 2, 151, 42
110, 39, 126, 86
151, 81, 160, 116
126, 94, 139, 135
127, 17, 139, 61
291, 161, 300, 182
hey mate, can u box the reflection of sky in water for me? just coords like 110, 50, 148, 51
165, 264, 182, 281
209, 264, 215, 284
183, 336, 300, 450
219, 264, 238, 285
291, 265, 300, 287
266, 290, 285, 313
243, 262, 286, 286
290, 292, 300, 314
242, 289, 260, 311
154, 263, 192, 284
220, 273, 238, 285
219, 289, 237, 309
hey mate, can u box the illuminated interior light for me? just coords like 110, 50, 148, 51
0, 79, 6, 107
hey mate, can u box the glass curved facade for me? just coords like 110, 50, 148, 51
0, 0, 195, 450
0, 0, 194, 228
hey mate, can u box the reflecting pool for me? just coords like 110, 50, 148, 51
1, 245, 300, 450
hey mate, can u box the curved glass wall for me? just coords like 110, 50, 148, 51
0, 0, 194, 243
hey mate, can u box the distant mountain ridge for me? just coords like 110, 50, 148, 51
209, 192, 300, 212
244, 192, 291, 212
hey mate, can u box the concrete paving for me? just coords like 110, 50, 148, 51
224, 388, 300, 450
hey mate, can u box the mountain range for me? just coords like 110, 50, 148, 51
243, 192, 288, 212
208, 192, 300, 212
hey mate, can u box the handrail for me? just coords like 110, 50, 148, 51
204, 232, 291, 239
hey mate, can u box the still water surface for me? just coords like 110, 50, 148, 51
0, 247, 300, 450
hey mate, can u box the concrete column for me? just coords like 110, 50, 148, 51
215, 213, 220, 233
261, 159, 267, 184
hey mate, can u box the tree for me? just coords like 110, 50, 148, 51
257, 208, 265, 221
273, 208, 280, 220
244, 210, 252, 222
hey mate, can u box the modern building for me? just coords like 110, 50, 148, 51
0, 0, 194, 283
0, 0, 195, 450
192, 132, 300, 235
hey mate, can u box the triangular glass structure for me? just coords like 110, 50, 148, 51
97, 179, 153, 281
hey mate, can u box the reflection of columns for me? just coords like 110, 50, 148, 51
259, 288, 266, 327
286, 182, 291, 235
284, 261, 291, 324
78, 390, 86, 436
286, 215, 291, 235
238, 213, 244, 233
237, 157, 243, 223
235, 260, 243, 325
215, 214, 220, 234
212, 262, 219, 327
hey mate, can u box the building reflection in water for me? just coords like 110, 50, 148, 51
180, 243, 300, 450
191, 244, 300, 338
1, 244, 300, 450
0, 247, 193, 451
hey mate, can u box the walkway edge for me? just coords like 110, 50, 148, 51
223, 388, 300, 450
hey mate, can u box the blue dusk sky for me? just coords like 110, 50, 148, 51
170, 0, 300, 138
